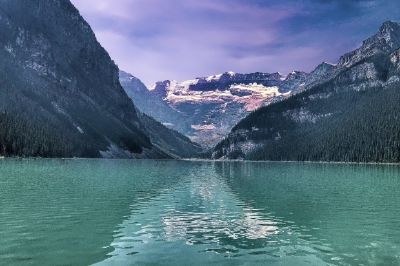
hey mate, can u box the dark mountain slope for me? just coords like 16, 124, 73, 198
119, 71, 188, 134
119, 72, 203, 157
138, 113, 203, 158
212, 21, 400, 163
0, 0, 195, 158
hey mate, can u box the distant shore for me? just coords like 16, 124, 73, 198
183, 158, 400, 166
1, 156, 400, 166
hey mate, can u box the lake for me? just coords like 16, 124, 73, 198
1, 159, 400, 265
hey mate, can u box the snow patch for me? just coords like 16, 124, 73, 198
4, 44, 15, 56
206, 73, 223, 81
323, 61, 337, 67
191, 124, 216, 131
165, 80, 292, 112
100, 143, 135, 159
52, 102, 67, 115
278, 72, 287, 81
162, 122, 174, 127
233, 141, 260, 157
285, 108, 333, 124
76, 126, 84, 134
230, 84, 291, 111
166, 79, 198, 95
149, 83, 157, 91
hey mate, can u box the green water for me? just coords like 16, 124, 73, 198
1, 159, 400, 265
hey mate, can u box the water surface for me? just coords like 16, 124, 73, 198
1, 159, 400, 265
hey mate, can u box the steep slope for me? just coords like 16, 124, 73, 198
0, 0, 190, 158
122, 69, 336, 148
212, 21, 400, 163
138, 113, 203, 158
119, 71, 188, 133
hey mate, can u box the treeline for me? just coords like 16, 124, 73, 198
0, 111, 96, 158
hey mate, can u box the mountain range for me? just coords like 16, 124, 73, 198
120, 62, 335, 148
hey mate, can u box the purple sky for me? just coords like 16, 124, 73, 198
71, 0, 400, 85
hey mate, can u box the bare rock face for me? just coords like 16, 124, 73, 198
390, 48, 400, 69
339, 21, 400, 67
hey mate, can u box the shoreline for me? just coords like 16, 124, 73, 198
183, 158, 400, 166
1, 156, 400, 166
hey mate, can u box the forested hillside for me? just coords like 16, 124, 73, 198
212, 22, 400, 163
0, 0, 200, 159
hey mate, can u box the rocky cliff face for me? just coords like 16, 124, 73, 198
212, 21, 400, 162
119, 71, 188, 134
137, 112, 203, 158
339, 21, 400, 67
0, 0, 197, 158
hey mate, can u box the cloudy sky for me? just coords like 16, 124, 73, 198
71, 0, 400, 85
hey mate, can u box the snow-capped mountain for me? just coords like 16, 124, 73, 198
159, 72, 291, 112
121, 67, 335, 148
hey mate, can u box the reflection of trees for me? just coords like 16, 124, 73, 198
213, 161, 400, 222
213, 161, 400, 265
0, 159, 188, 265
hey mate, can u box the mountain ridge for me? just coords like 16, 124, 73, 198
211, 21, 400, 162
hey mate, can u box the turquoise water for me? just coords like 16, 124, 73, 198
1, 159, 400, 265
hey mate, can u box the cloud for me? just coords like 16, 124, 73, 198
71, 0, 400, 85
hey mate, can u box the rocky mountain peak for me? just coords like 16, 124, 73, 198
119, 70, 136, 81
379, 21, 400, 35
370, 20, 400, 48
269, 72, 284, 80
285, 71, 307, 81
311, 62, 335, 76
151, 80, 170, 98
119, 70, 148, 95
339, 21, 400, 67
